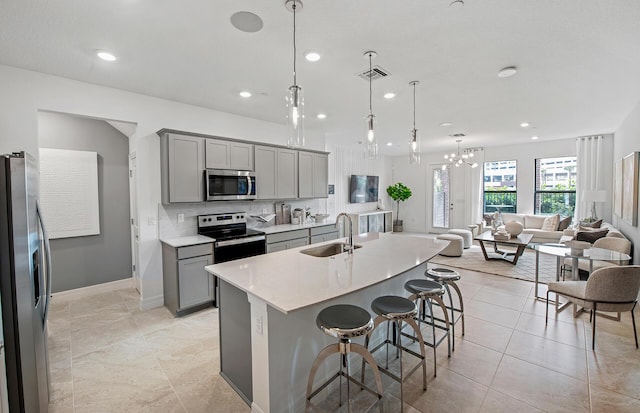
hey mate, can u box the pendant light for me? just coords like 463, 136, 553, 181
409, 80, 420, 164
364, 51, 378, 159
285, 0, 304, 147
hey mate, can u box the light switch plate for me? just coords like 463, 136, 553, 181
177, 213, 184, 223
147, 216, 157, 226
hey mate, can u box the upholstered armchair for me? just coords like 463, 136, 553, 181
545, 265, 640, 349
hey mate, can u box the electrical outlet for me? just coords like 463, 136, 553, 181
177, 213, 184, 223
147, 216, 157, 226
262, 208, 267, 214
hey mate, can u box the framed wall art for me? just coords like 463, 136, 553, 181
622, 151, 639, 226
613, 159, 622, 217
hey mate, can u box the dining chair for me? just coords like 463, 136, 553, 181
546, 265, 640, 350
561, 237, 632, 280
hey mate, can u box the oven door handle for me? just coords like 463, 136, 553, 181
215, 235, 266, 248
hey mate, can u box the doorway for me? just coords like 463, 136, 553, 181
428, 164, 451, 233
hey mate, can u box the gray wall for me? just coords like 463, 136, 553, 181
38, 111, 132, 292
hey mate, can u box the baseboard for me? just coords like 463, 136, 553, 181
51, 278, 134, 302
139, 294, 164, 311
251, 403, 265, 413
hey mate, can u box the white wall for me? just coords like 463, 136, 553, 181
0, 64, 325, 309
613, 99, 640, 264
325, 144, 393, 219
390, 137, 604, 233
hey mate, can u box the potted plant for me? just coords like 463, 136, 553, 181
386, 182, 412, 232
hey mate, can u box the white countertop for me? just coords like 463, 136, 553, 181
205, 232, 447, 314
160, 235, 214, 248
255, 220, 336, 235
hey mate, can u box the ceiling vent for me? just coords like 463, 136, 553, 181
357, 65, 390, 81
450, 133, 466, 138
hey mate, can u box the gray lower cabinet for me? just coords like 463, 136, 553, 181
309, 225, 339, 244
162, 242, 215, 316
266, 229, 309, 253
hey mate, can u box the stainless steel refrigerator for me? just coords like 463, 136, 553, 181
0, 152, 51, 413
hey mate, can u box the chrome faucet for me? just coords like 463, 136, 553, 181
335, 212, 354, 253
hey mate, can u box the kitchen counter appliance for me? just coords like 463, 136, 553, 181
197, 212, 266, 263
205, 169, 256, 201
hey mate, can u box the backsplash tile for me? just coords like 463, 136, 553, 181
158, 199, 325, 238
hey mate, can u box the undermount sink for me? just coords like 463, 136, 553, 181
300, 242, 362, 257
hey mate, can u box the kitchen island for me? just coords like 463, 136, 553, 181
205, 232, 447, 413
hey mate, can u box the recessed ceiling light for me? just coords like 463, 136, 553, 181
386, 142, 393, 146
239, 91, 252, 98
96, 50, 116, 62
531, 136, 539, 140
498, 66, 518, 78
230, 11, 264, 33
305, 52, 321, 62
520, 122, 530, 128
440, 122, 453, 127
383, 92, 396, 99
316, 113, 326, 119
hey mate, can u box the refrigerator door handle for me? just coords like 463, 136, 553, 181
36, 202, 52, 322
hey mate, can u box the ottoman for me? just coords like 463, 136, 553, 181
448, 229, 473, 249
436, 233, 464, 257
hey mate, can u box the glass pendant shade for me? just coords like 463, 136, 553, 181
285, 0, 304, 148
365, 114, 378, 158
364, 51, 378, 160
286, 84, 304, 147
409, 128, 420, 164
408, 80, 420, 164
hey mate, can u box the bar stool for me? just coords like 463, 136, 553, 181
404, 279, 451, 377
306, 304, 384, 408
361, 296, 427, 409
425, 267, 465, 351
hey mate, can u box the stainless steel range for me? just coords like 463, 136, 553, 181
197, 212, 266, 263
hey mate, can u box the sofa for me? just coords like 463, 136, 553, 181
561, 222, 632, 276
480, 213, 568, 244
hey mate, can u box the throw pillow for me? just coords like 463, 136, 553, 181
580, 219, 602, 228
575, 228, 609, 243
541, 214, 559, 231
557, 216, 572, 231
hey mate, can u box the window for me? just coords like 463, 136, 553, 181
483, 160, 517, 213
535, 156, 576, 216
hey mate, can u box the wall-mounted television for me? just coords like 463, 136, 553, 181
349, 175, 379, 203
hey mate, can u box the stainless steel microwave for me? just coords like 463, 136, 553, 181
205, 169, 257, 201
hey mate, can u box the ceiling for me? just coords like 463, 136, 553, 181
2, 0, 640, 155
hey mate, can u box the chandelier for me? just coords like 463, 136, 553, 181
443, 139, 479, 168
285, 0, 304, 147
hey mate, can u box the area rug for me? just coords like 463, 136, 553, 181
429, 244, 559, 284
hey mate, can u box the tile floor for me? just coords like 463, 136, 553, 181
47, 266, 640, 413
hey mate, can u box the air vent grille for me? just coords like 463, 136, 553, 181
451, 133, 466, 138
357, 65, 390, 81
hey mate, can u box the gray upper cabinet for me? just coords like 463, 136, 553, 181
254, 145, 277, 199
299, 151, 328, 199
205, 138, 254, 171
161, 133, 204, 203
255, 145, 298, 199
277, 148, 298, 199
